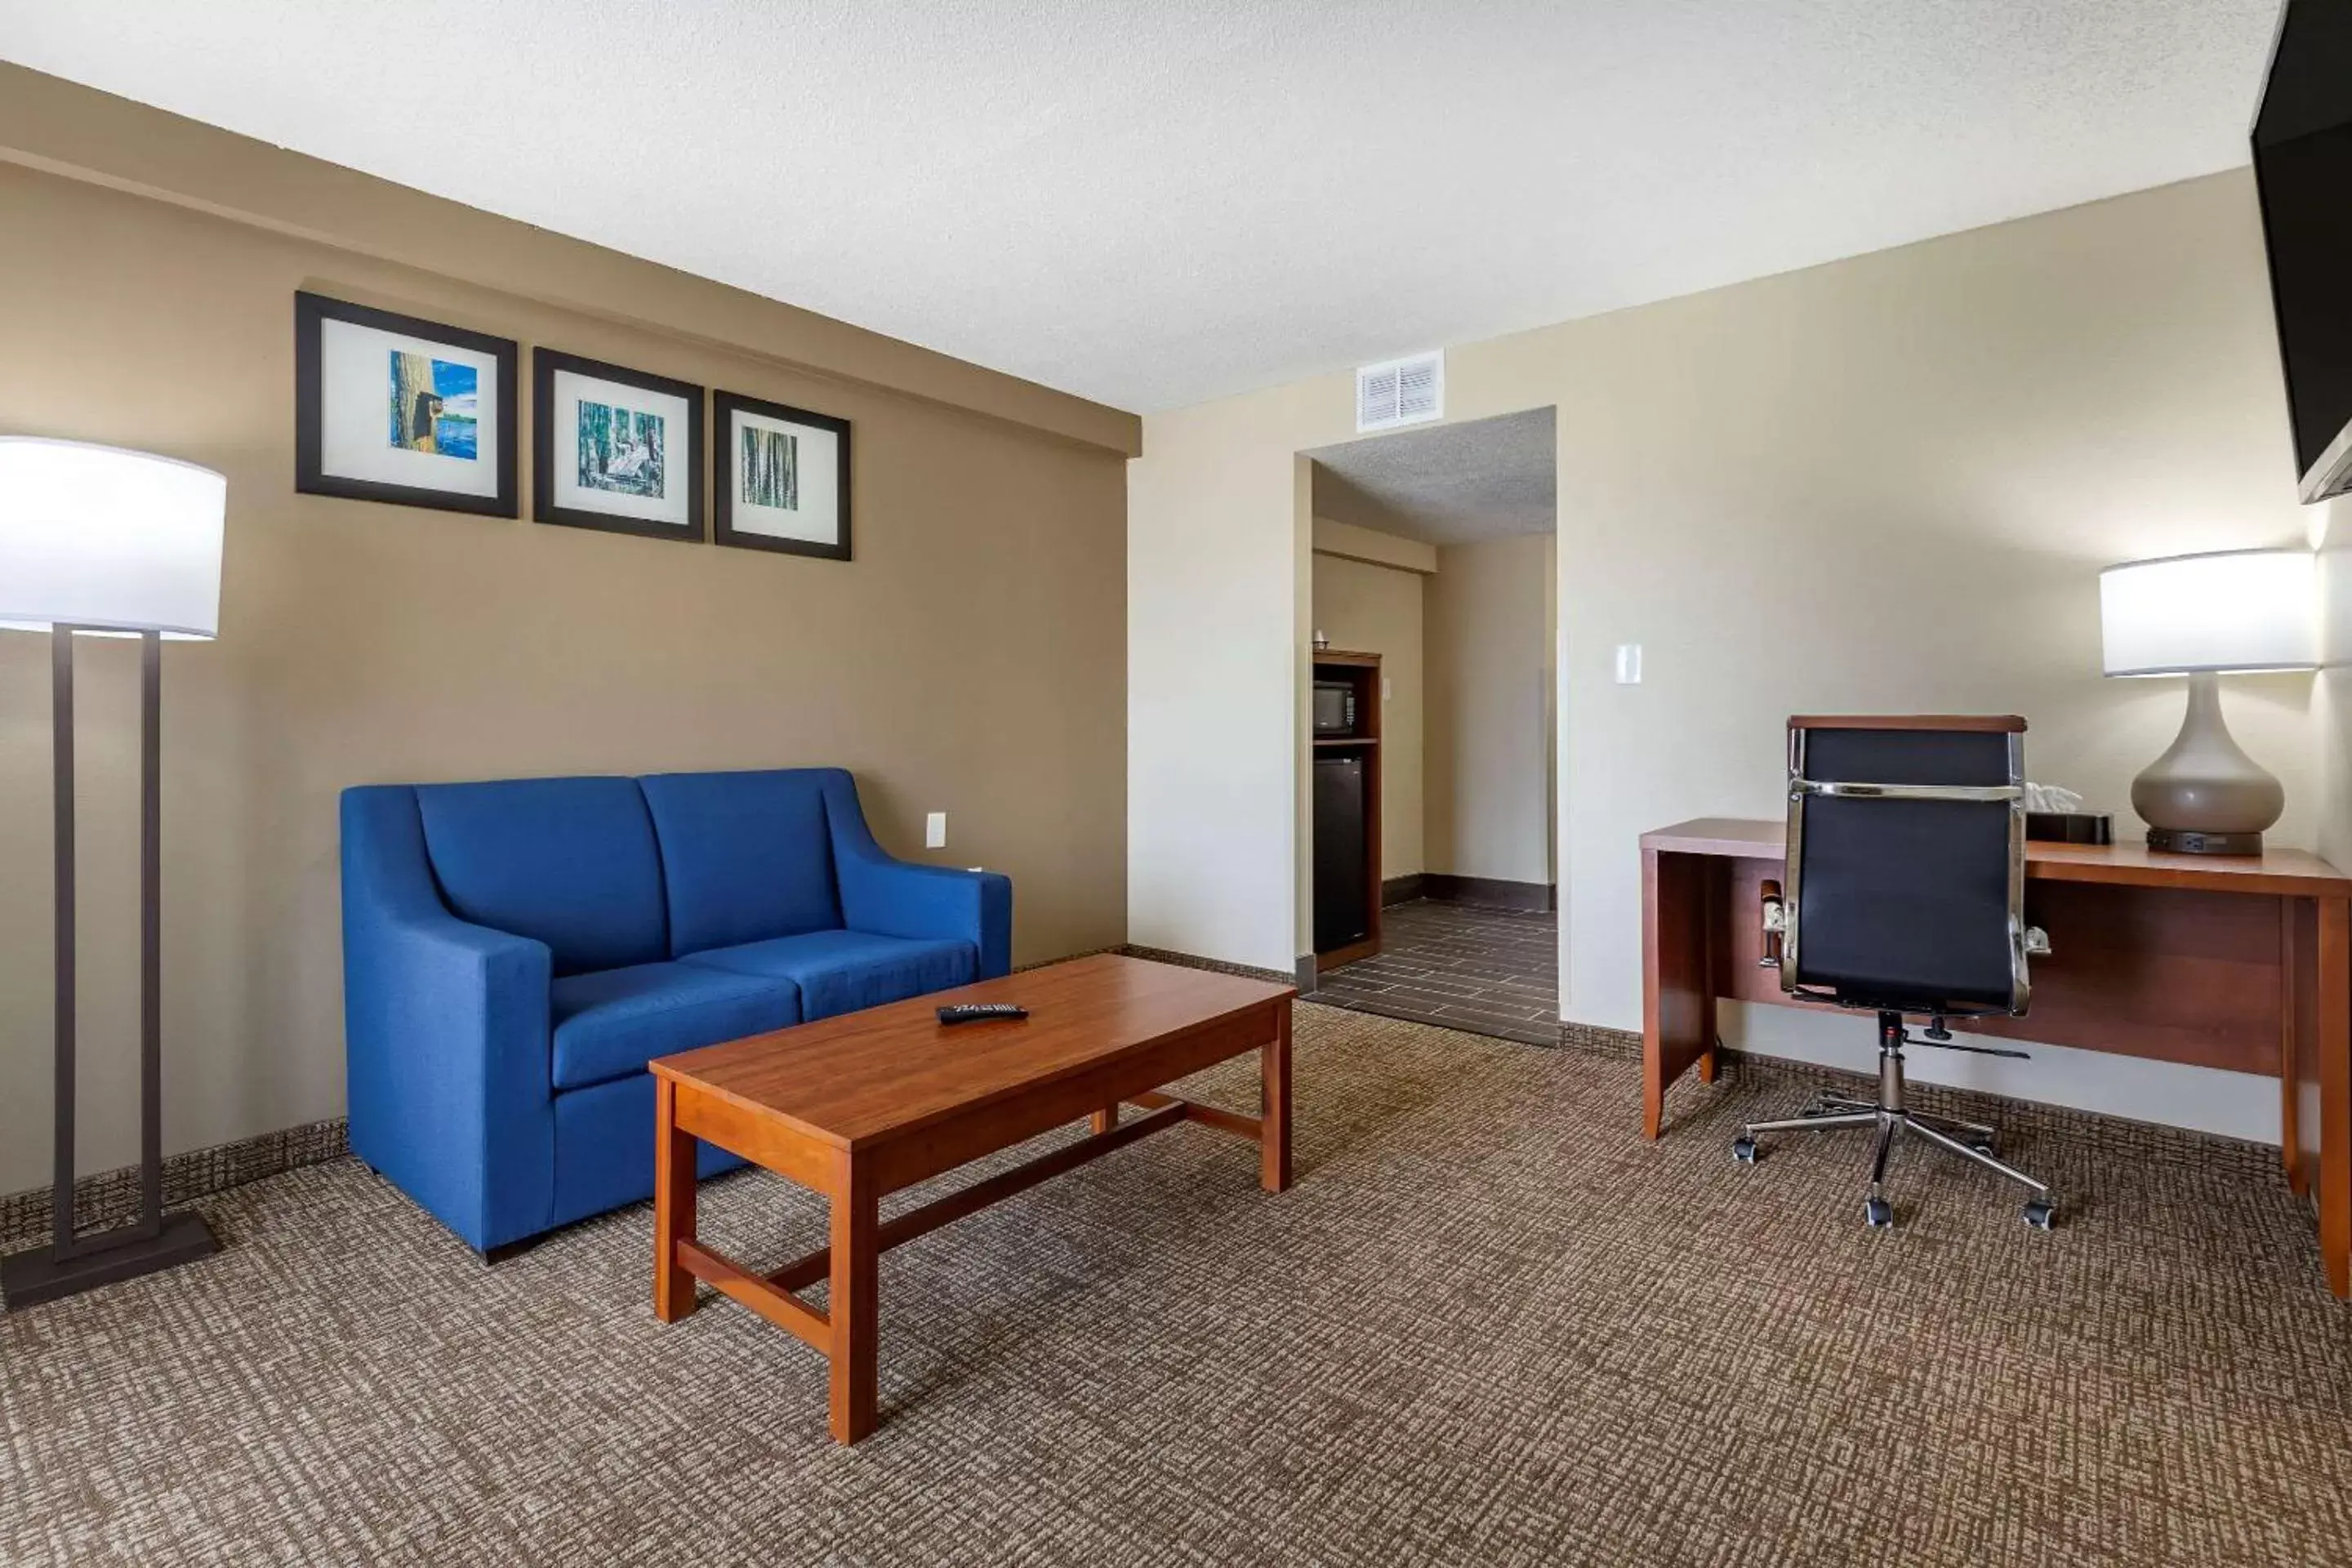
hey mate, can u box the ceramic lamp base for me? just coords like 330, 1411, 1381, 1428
2127, 670, 2283, 858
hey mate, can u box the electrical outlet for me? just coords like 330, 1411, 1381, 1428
1613, 644, 1643, 684
924, 811, 947, 849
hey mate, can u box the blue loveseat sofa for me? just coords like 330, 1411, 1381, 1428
341, 767, 1011, 1254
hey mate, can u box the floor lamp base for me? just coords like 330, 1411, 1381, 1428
1, 1209, 217, 1311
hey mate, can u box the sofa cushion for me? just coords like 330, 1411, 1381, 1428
639, 769, 845, 958
679, 929, 976, 1022
549, 961, 800, 1092
416, 777, 669, 977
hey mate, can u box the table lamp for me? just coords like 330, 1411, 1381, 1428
2099, 546, 2318, 856
0, 436, 225, 1309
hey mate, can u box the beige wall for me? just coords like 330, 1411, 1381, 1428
0, 81, 1134, 1192
1311, 548, 1425, 880
1130, 169, 2316, 1138
1425, 534, 1556, 886
2319, 501, 2352, 1075
1312, 514, 1437, 575
1308, 525, 1559, 893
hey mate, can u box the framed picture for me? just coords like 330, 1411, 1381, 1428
294, 292, 518, 517
532, 349, 705, 542
713, 391, 852, 560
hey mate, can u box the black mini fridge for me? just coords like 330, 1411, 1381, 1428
1313, 754, 1370, 952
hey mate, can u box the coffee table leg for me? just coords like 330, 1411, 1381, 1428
1261, 1000, 1293, 1192
1090, 1105, 1119, 1135
653, 1077, 698, 1322
829, 1150, 880, 1443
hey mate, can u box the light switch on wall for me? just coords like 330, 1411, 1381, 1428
1382, 676, 1392, 700
924, 811, 947, 849
1614, 644, 1643, 684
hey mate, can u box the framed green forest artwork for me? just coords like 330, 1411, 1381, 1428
713, 390, 851, 560
532, 349, 704, 542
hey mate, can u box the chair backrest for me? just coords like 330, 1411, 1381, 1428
413, 776, 670, 976
362, 768, 873, 975
637, 768, 847, 957
1782, 715, 2028, 1017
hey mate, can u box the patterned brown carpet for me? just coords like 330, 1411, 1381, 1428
6, 1002, 2352, 1566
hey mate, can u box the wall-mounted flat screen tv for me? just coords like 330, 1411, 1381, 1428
2255, 0, 2352, 502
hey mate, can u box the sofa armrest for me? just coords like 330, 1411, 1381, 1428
824, 782, 1013, 979
341, 786, 555, 1250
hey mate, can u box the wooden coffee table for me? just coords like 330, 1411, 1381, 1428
647, 953, 1295, 1443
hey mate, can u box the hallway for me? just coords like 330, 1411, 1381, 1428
1312, 899, 1559, 1047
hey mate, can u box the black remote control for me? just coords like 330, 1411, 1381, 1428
937, 1002, 1029, 1025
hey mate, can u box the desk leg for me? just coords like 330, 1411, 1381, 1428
2283, 900, 2307, 1199
2321, 898, 2350, 1299
1643, 849, 1717, 1139
653, 1077, 697, 1322
1261, 1001, 1294, 1193
828, 1150, 880, 1443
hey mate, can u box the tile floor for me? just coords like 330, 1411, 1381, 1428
1311, 898, 1560, 1045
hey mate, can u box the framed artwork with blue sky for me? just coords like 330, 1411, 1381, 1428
294, 292, 518, 517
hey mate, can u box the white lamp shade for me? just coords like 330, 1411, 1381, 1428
2099, 548, 2317, 677
0, 436, 225, 639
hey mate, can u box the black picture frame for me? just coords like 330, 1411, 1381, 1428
712, 390, 853, 561
294, 292, 519, 517
532, 348, 706, 543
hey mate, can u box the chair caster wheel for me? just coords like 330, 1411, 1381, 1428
1731, 1136, 1757, 1165
1971, 1141, 1997, 1158
1864, 1196, 1893, 1228
2023, 1200, 2056, 1230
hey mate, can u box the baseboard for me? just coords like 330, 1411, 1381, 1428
1419, 874, 1556, 912
1014, 945, 1125, 973
1558, 1020, 1640, 1058
1294, 955, 1319, 993
0, 1116, 348, 1252
1380, 874, 1426, 907
1119, 944, 1298, 987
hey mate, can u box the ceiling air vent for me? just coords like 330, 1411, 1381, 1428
1356, 351, 1445, 433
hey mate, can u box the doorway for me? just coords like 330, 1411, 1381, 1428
1298, 408, 1559, 1045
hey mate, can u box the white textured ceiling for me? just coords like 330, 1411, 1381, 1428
0, 1, 2285, 412
1310, 410, 1556, 546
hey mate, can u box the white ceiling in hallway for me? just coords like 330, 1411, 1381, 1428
0, 1, 2285, 413
1309, 410, 1557, 546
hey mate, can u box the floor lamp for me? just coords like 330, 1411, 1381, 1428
0, 437, 226, 1310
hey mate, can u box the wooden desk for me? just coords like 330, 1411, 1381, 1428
1641, 817, 2352, 1298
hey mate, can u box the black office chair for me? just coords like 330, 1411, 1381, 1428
1733, 715, 2057, 1230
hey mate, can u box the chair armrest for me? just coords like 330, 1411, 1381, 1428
341, 786, 556, 1250
825, 789, 1012, 979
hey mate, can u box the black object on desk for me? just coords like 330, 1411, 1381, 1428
2027, 810, 2112, 844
